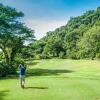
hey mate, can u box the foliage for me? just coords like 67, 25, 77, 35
0, 3, 34, 65
59, 51, 65, 59
0, 62, 16, 77
0, 3, 34, 76
21, 45, 35, 59
32, 7, 100, 59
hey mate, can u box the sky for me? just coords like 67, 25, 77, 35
0, 0, 100, 39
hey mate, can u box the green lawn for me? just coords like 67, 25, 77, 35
0, 59, 100, 100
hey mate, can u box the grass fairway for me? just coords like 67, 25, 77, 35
0, 59, 100, 100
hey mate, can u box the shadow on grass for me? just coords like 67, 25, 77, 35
0, 75, 18, 80
0, 68, 73, 80
0, 90, 9, 100
27, 68, 73, 76
24, 86, 48, 89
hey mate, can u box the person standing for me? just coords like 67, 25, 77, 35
19, 64, 26, 89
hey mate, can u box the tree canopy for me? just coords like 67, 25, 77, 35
32, 7, 100, 59
0, 3, 34, 65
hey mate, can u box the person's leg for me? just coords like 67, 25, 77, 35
21, 78, 23, 88
20, 75, 23, 88
22, 76, 25, 88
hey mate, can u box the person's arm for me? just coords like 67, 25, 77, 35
18, 64, 21, 75
25, 66, 27, 73
19, 64, 21, 68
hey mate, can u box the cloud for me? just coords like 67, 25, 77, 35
24, 19, 68, 39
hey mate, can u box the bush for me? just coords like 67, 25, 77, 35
59, 52, 65, 59
68, 50, 79, 59
34, 54, 42, 59
0, 62, 16, 77
96, 53, 100, 59
35, 53, 50, 59
41, 53, 50, 59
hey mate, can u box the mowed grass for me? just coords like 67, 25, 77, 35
0, 59, 100, 100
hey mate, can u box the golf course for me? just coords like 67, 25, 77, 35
0, 59, 100, 100
0, 1, 100, 100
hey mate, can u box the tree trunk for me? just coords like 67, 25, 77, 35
2, 48, 10, 64
1, 47, 14, 65
10, 48, 16, 64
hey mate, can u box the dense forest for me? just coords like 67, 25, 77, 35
30, 7, 100, 59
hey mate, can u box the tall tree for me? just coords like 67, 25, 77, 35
0, 4, 34, 65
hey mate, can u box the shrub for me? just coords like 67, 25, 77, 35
59, 52, 65, 59
35, 53, 50, 59
96, 53, 100, 59
34, 54, 42, 60
41, 53, 50, 59
68, 50, 79, 59
0, 62, 16, 77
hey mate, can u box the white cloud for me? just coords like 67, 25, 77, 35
24, 19, 68, 39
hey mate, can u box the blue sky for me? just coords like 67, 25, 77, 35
0, 0, 100, 39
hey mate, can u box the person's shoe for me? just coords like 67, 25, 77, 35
21, 85, 23, 88
21, 85, 24, 89
22, 85, 24, 89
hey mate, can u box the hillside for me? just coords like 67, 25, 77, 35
32, 7, 100, 59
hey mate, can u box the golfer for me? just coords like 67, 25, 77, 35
19, 64, 26, 88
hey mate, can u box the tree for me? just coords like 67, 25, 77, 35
33, 6, 100, 59
0, 4, 34, 65
79, 26, 100, 59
